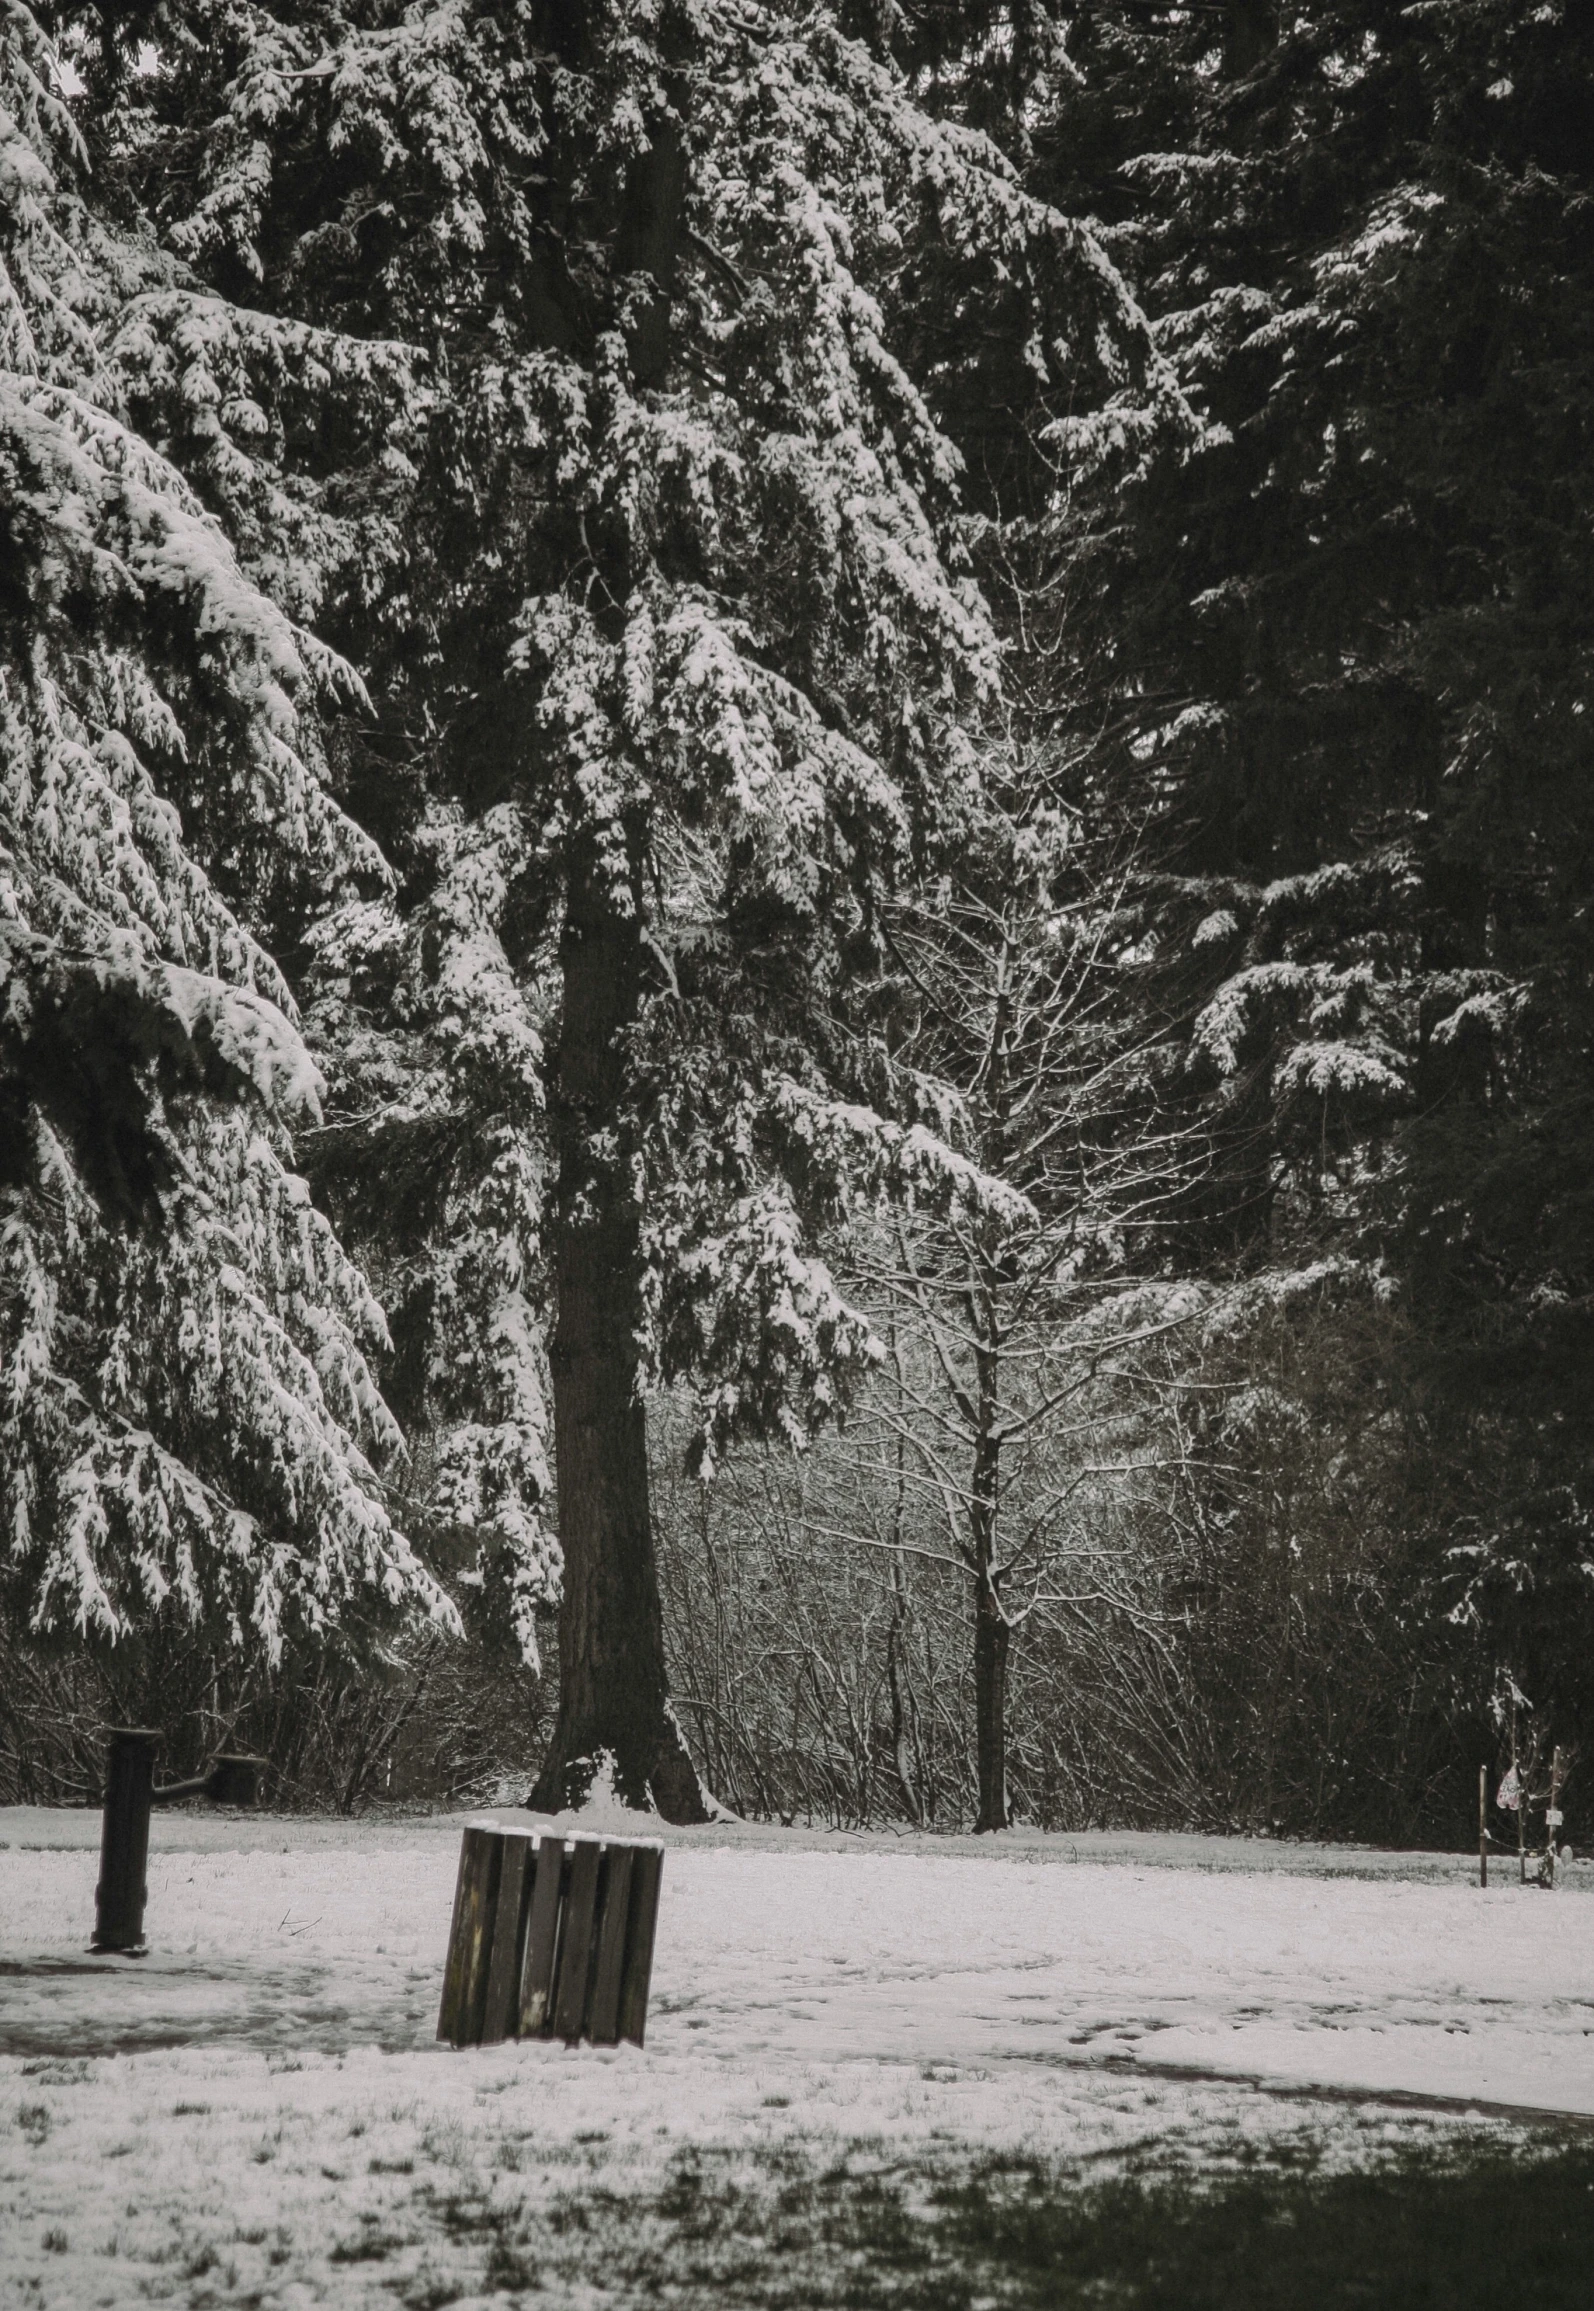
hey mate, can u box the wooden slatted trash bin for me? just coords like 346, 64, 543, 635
437, 1825, 663, 2049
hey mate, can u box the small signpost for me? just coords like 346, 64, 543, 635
1543, 1746, 1566, 1889
437, 1824, 663, 2050
1480, 1732, 1571, 1889
91, 1727, 267, 1954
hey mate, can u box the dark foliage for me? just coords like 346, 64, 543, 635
1014, 0, 1594, 1809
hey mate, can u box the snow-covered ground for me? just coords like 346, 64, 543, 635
3, 1806, 1591, 2306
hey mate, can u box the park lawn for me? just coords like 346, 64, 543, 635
3, 1806, 1593, 2305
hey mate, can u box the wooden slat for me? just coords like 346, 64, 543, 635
518, 1834, 565, 2037
617, 1843, 664, 2048
480, 1833, 533, 2044
554, 1837, 604, 2042
436, 1832, 474, 2042
586, 1845, 634, 2046
437, 1826, 502, 2046
460, 1829, 505, 2046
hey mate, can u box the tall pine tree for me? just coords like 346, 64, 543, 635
1, 2, 452, 1664
1032, 0, 1594, 1800
101, 0, 1176, 1811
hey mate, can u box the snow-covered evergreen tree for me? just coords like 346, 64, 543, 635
1028, 0, 1594, 1807
103, 0, 1180, 1810
0, 3, 452, 1662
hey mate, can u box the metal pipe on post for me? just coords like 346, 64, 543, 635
201, 1755, 267, 1807
92, 1728, 161, 1955
150, 1756, 267, 1808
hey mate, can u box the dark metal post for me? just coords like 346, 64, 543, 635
92, 1728, 160, 1954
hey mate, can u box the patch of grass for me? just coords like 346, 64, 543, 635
16, 2102, 50, 2145
903, 2135, 1594, 2309
420, 2118, 469, 2169
387, 2120, 1594, 2310
432, 2188, 507, 2243
554, 2131, 1594, 2311
400, 2271, 463, 2310
545, 2199, 593, 2237
329, 2232, 401, 2264
482, 2224, 540, 2293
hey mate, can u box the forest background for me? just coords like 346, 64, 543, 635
3, 0, 1590, 1851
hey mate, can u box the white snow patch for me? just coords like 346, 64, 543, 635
2, 1810, 1591, 2303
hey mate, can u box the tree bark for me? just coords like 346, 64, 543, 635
527, 83, 707, 1820
1222, 0, 1276, 79
614, 114, 686, 391
970, 1414, 1009, 1832
973, 1567, 1010, 1834
528, 825, 708, 1819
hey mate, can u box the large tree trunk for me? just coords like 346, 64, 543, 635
528, 93, 707, 1821
1222, 0, 1276, 78
527, 827, 708, 1820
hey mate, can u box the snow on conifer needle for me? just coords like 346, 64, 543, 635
1, 1, 441, 1662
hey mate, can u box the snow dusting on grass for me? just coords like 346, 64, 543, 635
3, 1809, 1592, 2304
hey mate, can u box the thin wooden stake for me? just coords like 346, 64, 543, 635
1547, 1746, 1563, 1889
1515, 1708, 1526, 1885
1479, 1762, 1488, 1889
